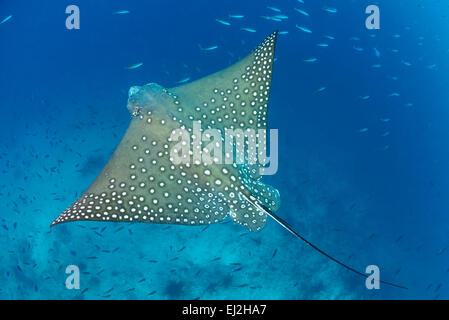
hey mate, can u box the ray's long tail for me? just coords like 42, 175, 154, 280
264, 209, 408, 290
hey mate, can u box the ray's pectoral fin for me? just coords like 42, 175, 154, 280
50, 104, 232, 227
167, 30, 279, 135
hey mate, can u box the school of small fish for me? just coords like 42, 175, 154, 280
207, 1, 429, 151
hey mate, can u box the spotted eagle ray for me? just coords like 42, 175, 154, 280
51, 31, 406, 289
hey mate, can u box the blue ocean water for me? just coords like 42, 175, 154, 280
0, 0, 448, 299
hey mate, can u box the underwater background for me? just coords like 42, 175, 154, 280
1, 0, 448, 299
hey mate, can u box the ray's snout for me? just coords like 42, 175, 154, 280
126, 83, 166, 116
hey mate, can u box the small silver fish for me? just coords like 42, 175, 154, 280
241, 28, 256, 33
199, 45, 218, 51
323, 7, 337, 13
294, 8, 309, 16
273, 14, 288, 20
113, 10, 130, 15
267, 6, 281, 12
0, 15, 12, 25
296, 25, 312, 33
125, 62, 143, 70
216, 19, 231, 26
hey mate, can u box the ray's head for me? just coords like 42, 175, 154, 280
126, 83, 172, 117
